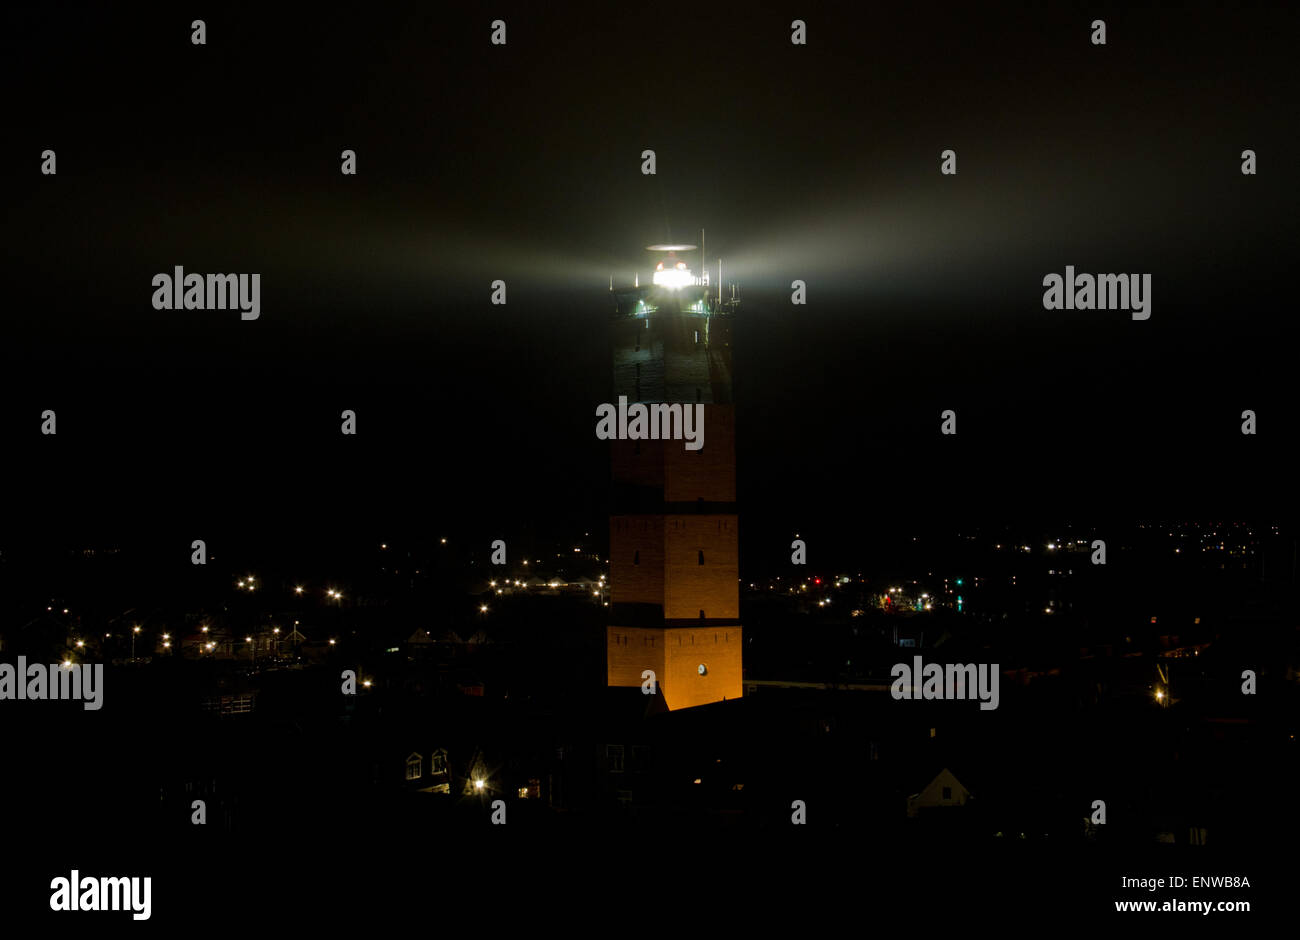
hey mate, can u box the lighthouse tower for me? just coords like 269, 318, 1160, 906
605, 244, 742, 710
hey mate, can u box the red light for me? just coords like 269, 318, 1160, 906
814, 578, 821, 585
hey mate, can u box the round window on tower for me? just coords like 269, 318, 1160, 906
698, 664, 707, 676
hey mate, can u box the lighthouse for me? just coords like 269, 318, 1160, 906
605, 242, 742, 710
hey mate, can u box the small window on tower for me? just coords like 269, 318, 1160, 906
699, 610, 705, 619
633, 550, 640, 565
698, 550, 704, 565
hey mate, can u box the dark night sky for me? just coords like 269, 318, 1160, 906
3, 3, 1296, 557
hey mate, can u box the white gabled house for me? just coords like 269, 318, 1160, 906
906, 767, 972, 817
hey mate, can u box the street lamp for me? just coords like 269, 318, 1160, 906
131, 625, 141, 659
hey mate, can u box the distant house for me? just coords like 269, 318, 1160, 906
403, 747, 453, 794
200, 691, 257, 716
906, 767, 972, 817
406, 628, 437, 647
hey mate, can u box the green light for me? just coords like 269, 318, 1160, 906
955, 578, 964, 586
